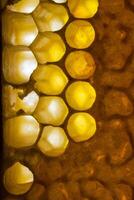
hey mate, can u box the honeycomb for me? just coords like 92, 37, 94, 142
2, 0, 98, 196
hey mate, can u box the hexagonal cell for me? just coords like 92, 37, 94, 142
67, 112, 96, 142
68, 0, 99, 19
65, 20, 95, 49
4, 115, 40, 148
3, 46, 37, 84
3, 85, 39, 117
3, 162, 34, 195
65, 51, 96, 79
37, 126, 69, 157
31, 32, 66, 64
33, 2, 69, 32
7, 0, 39, 13
2, 10, 38, 46
65, 81, 96, 111
34, 96, 69, 125
32, 64, 68, 95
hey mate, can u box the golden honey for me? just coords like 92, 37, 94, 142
31, 32, 66, 64
33, 96, 69, 125
65, 20, 95, 49
2, 0, 99, 195
37, 126, 69, 157
68, 0, 99, 19
65, 81, 96, 111
67, 112, 96, 142
65, 51, 96, 79
33, 64, 68, 95
33, 2, 69, 32
3, 162, 34, 195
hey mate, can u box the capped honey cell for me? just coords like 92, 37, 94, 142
7, 0, 39, 14
65, 81, 96, 111
37, 126, 69, 157
31, 32, 66, 64
3, 46, 37, 85
2, 10, 38, 46
33, 2, 69, 32
65, 20, 95, 49
3, 162, 34, 195
67, 112, 96, 142
34, 96, 69, 125
65, 51, 96, 79
4, 115, 40, 148
32, 64, 68, 95
68, 0, 99, 19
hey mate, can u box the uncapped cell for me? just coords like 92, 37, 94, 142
37, 126, 69, 157
3, 162, 34, 195
33, 2, 69, 32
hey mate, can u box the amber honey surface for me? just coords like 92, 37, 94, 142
2, 0, 134, 199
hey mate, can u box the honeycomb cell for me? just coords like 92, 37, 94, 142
3, 46, 37, 84
34, 96, 68, 125
65, 51, 96, 79
22, 91, 39, 114
3, 85, 39, 117
52, 0, 67, 3
31, 32, 66, 64
65, 20, 95, 49
37, 126, 69, 157
2, 10, 38, 46
7, 0, 39, 13
67, 113, 96, 142
4, 115, 40, 148
3, 85, 24, 117
68, 0, 99, 19
33, 3, 69, 32
65, 81, 96, 111
3, 162, 34, 195
32, 65, 68, 95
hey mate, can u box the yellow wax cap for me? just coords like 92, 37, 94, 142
67, 112, 96, 142
65, 20, 95, 49
37, 126, 69, 157
68, 0, 99, 19
4, 115, 40, 148
65, 81, 96, 111
3, 162, 34, 195
34, 96, 68, 125
65, 51, 96, 79
31, 32, 66, 64
33, 65, 68, 95
7, 0, 39, 13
